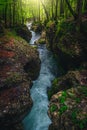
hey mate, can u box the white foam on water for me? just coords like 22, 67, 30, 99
23, 29, 58, 130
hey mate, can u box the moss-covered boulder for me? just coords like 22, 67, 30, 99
35, 31, 46, 45
0, 33, 41, 129
14, 24, 32, 42
31, 22, 44, 32
48, 70, 87, 99
48, 70, 87, 130
45, 20, 87, 70
48, 86, 87, 130
53, 32, 87, 70
48, 71, 78, 100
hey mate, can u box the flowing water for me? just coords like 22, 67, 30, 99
23, 24, 59, 130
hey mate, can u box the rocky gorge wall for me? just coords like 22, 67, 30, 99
45, 20, 87, 130
0, 34, 41, 130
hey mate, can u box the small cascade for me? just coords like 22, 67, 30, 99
23, 24, 59, 130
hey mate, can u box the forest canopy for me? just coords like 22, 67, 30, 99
0, 0, 87, 27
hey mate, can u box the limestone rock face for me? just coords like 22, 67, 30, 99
0, 36, 41, 129
48, 70, 87, 130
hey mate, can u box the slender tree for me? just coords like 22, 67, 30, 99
65, 0, 77, 19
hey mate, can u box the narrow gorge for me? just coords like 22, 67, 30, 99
23, 24, 59, 130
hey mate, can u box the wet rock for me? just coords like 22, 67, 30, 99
14, 24, 32, 42
48, 70, 87, 130
48, 70, 85, 99
35, 31, 47, 45
0, 35, 41, 129
53, 33, 87, 70
31, 22, 44, 32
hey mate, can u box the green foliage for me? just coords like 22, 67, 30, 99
79, 86, 87, 97
50, 104, 58, 113
59, 105, 68, 115
14, 24, 31, 42
38, 39, 46, 44
32, 22, 44, 32
74, 97, 81, 103
71, 109, 87, 129
52, 78, 58, 85
48, 78, 59, 100
46, 21, 55, 29
56, 21, 76, 39
58, 91, 68, 114
59, 91, 67, 104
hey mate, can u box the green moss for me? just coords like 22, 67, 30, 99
48, 78, 59, 100
46, 21, 55, 29
58, 33, 77, 56
50, 104, 58, 113
48, 90, 53, 100
5, 72, 22, 87
74, 97, 81, 103
6, 29, 17, 37
57, 21, 76, 36
53, 78, 58, 85
79, 86, 87, 97
71, 109, 87, 129
38, 38, 46, 44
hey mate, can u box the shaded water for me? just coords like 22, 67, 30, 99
23, 24, 59, 130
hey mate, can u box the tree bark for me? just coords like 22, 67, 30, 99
65, 0, 77, 19
55, 0, 58, 21
13, 0, 16, 26
41, 0, 49, 20
38, 0, 40, 21
51, 0, 54, 20
9, 3, 12, 27
5, 3, 8, 27
76, 0, 82, 31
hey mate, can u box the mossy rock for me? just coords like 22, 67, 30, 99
14, 24, 32, 42
48, 86, 87, 130
36, 38, 46, 45
31, 22, 44, 32
48, 71, 79, 100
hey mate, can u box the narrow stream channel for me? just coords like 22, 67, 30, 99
23, 24, 59, 130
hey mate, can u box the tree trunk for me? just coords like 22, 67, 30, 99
85, 0, 87, 10
9, 3, 12, 27
55, 0, 58, 21
51, 0, 54, 20
13, 1, 16, 26
65, 0, 77, 19
76, 0, 82, 31
60, 0, 64, 15
5, 3, 8, 27
41, 0, 49, 20
38, 0, 40, 21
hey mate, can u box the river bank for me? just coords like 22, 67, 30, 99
0, 27, 41, 130
45, 19, 87, 130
